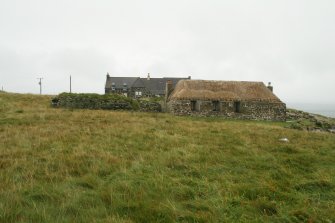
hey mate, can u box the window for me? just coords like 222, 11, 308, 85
123, 83, 127, 91
234, 101, 241, 113
191, 101, 196, 111
135, 91, 142, 97
212, 101, 220, 111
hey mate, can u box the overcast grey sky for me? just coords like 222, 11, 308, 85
0, 0, 334, 105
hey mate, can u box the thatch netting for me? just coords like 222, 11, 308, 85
169, 80, 283, 102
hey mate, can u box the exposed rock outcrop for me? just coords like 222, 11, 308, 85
286, 109, 335, 133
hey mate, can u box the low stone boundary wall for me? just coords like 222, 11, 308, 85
139, 101, 162, 112
51, 93, 161, 112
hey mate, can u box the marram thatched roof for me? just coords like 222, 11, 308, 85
169, 80, 283, 102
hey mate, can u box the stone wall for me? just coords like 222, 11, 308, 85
167, 99, 286, 121
130, 87, 151, 98
52, 93, 136, 110
51, 93, 161, 112
139, 101, 162, 112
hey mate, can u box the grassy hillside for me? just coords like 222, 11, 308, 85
0, 92, 334, 223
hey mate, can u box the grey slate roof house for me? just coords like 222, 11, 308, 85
166, 80, 286, 121
105, 73, 190, 98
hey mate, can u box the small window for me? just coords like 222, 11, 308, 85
111, 87, 115, 91
191, 101, 196, 111
123, 83, 128, 91
135, 91, 142, 96
212, 101, 220, 111
234, 101, 241, 113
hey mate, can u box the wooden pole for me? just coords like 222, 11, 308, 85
37, 77, 43, 95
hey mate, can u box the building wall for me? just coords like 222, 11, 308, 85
167, 99, 286, 121
105, 87, 155, 98
105, 88, 129, 96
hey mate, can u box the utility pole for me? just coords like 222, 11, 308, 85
37, 77, 43, 95
70, 75, 72, 93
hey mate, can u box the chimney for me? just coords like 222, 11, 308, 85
267, 82, 273, 92
106, 72, 110, 78
165, 80, 173, 101
188, 76, 191, 79
147, 73, 150, 80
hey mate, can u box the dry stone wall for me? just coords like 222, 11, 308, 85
51, 93, 161, 112
139, 101, 162, 112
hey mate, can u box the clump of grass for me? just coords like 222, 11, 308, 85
295, 180, 333, 192
254, 199, 278, 216
290, 209, 313, 222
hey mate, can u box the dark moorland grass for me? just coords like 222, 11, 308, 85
0, 92, 334, 222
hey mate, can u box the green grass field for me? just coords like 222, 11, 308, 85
0, 92, 334, 222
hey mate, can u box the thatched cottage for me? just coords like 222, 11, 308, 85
105, 73, 190, 98
166, 80, 286, 121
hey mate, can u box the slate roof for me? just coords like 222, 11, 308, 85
105, 77, 139, 89
131, 78, 145, 88
105, 76, 190, 95
141, 78, 186, 95
168, 80, 283, 103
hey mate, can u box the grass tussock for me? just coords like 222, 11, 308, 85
0, 92, 335, 222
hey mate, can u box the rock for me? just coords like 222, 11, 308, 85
286, 109, 335, 133
279, 138, 289, 142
